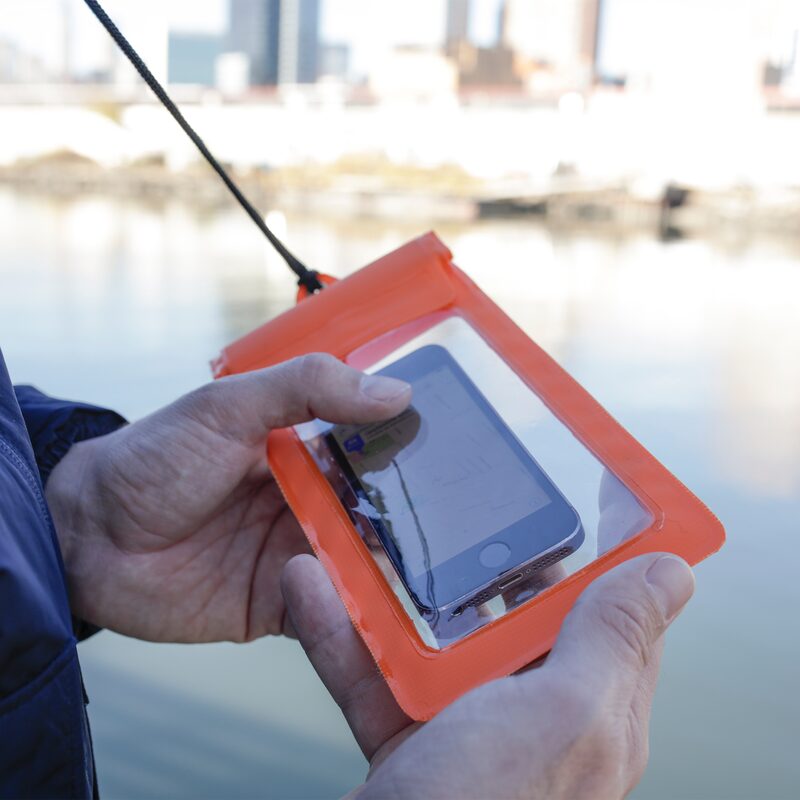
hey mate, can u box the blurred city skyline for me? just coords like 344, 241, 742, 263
2, 1, 800, 221
1, 0, 798, 100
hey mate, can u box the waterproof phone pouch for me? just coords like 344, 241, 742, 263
212, 233, 725, 720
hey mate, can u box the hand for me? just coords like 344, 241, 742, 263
500, 468, 655, 614
282, 552, 695, 800
46, 354, 411, 643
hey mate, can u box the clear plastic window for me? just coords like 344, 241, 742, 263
296, 316, 653, 649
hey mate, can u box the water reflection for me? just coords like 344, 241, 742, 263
1, 187, 798, 799
84, 665, 357, 799
80, 641, 365, 800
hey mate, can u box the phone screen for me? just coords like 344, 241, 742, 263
328, 348, 560, 586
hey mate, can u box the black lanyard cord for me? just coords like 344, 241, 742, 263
82, 0, 324, 295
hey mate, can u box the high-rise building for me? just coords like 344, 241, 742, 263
168, 33, 223, 87
447, 0, 521, 89
446, 0, 471, 48
504, 0, 601, 88
227, 0, 321, 88
278, 0, 320, 84
229, 0, 281, 86
496, 0, 509, 47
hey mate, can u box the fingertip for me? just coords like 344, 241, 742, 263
281, 553, 323, 605
644, 555, 695, 623
547, 553, 694, 681
359, 375, 412, 406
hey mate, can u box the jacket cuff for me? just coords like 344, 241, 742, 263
13, 386, 127, 486
14, 386, 128, 643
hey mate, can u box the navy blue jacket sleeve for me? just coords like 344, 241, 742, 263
13, 386, 127, 486
13, 386, 127, 642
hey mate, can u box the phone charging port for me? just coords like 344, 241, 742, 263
498, 572, 525, 591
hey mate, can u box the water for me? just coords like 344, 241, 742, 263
1, 186, 798, 799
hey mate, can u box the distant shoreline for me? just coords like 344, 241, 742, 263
2, 157, 800, 240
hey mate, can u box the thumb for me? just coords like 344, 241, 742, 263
545, 554, 695, 693
203, 353, 411, 444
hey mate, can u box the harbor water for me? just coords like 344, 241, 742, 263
0, 187, 798, 799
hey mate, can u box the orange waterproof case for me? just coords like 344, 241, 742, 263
212, 233, 725, 721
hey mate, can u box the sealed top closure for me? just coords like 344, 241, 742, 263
213, 232, 725, 721
212, 233, 456, 378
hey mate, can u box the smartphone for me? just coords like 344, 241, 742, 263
325, 345, 584, 620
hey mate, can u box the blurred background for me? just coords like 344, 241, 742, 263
1, 1, 799, 798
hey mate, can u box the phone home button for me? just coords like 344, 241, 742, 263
479, 542, 511, 568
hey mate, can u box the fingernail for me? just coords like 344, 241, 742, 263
645, 556, 695, 622
360, 375, 410, 403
